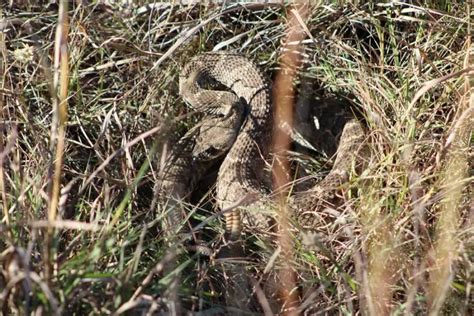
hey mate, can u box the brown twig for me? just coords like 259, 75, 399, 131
272, 2, 311, 314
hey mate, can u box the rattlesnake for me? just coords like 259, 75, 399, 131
157, 79, 246, 228
163, 51, 367, 238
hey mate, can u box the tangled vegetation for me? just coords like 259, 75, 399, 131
0, 1, 472, 315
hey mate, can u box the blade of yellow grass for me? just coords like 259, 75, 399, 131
427, 36, 473, 315
356, 167, 401, 316
0, 19, 12, 241
44, 0, 69, 283
366, 220, 401, 315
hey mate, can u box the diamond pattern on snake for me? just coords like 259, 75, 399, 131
160, 51, 368, 240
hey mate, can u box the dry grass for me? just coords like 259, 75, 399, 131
0, 1, 472, 315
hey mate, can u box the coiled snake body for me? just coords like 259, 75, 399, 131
164, 52, 366, 238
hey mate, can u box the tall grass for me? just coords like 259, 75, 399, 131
0, 2, 471, 314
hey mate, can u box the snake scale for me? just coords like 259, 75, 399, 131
160, 52, 367, 239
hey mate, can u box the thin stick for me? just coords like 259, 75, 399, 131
0, 23, 12, 241
272, 2, 311, 314
44, 0, 69, 283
